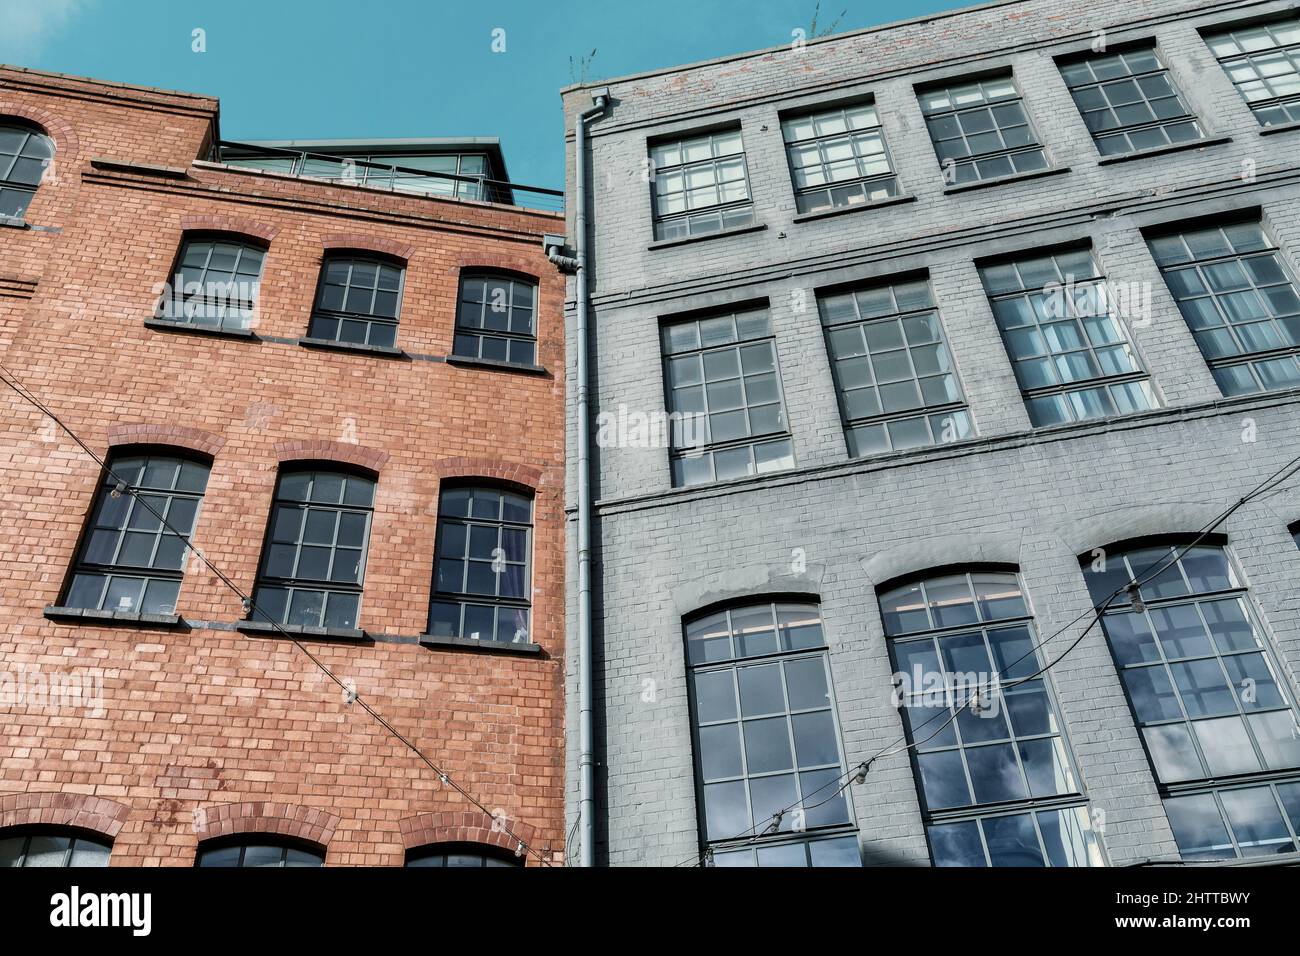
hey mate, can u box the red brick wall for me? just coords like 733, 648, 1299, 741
0, 69, 567, 865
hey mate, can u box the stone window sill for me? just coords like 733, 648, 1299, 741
792, 193, 916, 223
44, 605, 185, 628
144, 318, 258, 340
942, 165, 1071, 194
236, 619, 368, 642
1260, 120, 1300, 137
648, 222, 767, 250
418, 633, 542, 655
297, 336, 406, 358
1, 216, 27, 230
444, 353, 547, 375
1095, 136, 1232, 165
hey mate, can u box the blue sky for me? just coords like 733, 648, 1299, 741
0, 0, 966, 190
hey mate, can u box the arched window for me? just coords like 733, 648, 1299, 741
404, 843, 521, 867
0, 121, 53, 221
308, 254, 405, 348
157, 235, 266, 332
0, 827, 111, 867
251, 467, 375, 630
1083, 541, 1300, 860
63, 451, 211, 616
453, 273, 538, 366
427, 485, 533, 644
196, 837, 323, 867
878, 569, 1103, 867
684, 600, 861, 867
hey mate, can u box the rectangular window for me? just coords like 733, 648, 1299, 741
1204, 18, 1300, 127
1148, 220, 1300, 395
159, 238, 265, 333
1059, 44, 1204, 156
453, 273, 537, 366
308, 255, 404, 349
1084, 543, 1300, 861
879, 571, 1105, 866
686, 602, 861, 867
662, 309, 794, 487
979, 247, 1157, 426
819, 277, 973, 456
917, 74, 1049, 185
781, 102, 899, 214
427, 486, 533, 645
649, 129, 753, 241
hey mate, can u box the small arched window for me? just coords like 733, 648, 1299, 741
0, 827, 111, 867
453, 273, 538, 366
63, 451, 211, 616
427, 485, 533, 644
404, 843, 522, 867
251, 467, 376, 630
196, 837, 323, 867
309, 254, 405, 348
0, 121, 54, 221
157, 235, 266, 332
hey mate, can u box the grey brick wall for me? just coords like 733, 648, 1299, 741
561, 0, 1300, 866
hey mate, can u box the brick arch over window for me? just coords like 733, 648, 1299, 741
0, 104, 78, 166
670, 565, 823, 619
321, 234, 414, 263
106, 424, 225, 459
0, 792, 131, 838
274, 439, 388, 474
397, 810, 546, 865
862, 532, 1024, 588
451, 250, 541, 278
192, 801, 339, 847
431, 457, 543, 491
178, 215, 279, 244
1052, 500, 1221, 559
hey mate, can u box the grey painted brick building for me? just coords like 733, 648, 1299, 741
560, 0, 1300, 866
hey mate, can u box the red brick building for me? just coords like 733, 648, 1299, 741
0, 66, 567, 866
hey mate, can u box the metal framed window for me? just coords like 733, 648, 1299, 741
662, 309, 794, 487
0, 828, 111, 867
917, 75, 1050, 185
453, 273, 537, 365
196, 839, 324, 867
685, 602, 861, 867
0, 122, 52, 221
1147, 220, 1300, 396
427, 486, 533, 645
223, 150, 491, 200
308, 255, 405, 348
1083, 542, 1300, 860
879, 570, 1105, 867
649, 129, 754, 241
64, 452, 210, 616
251, 468, 375, 630
405, 844, 523, 867
1059, 44, 1205, 156
978, 247, 1157, 426
781, 102, 900, 214
158, 236, 266, 332
819, 276, 973, 457
1204, 17, 1300, 128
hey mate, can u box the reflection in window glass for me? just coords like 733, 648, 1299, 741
1204, 18, 1300, 127
781, 103, 900, 214
649, 129, 753, 240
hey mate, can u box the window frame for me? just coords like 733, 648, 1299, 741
648, 127, 756, 241
307, 252, 407, 349
426, 483, 535, 646
779, 100, 902, 215
158, 233, 267, 333
452, 270, 539, 366
660, 307, 796, 488
682, 600, 862, 867
1202, 16, 1300, 128
916, 73, 1052, 185
195, 836, 325, 867
1058, 42, 1206, 157
0, 120, 53, 222
978, 245, 1159, 426
404, 842, 523, 867
250, 466, 376, 631
879, 568, 1105, 867
817, 274, 974, 456
0, 826, 112, 867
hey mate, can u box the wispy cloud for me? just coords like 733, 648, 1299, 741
0, 0, 90, 61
